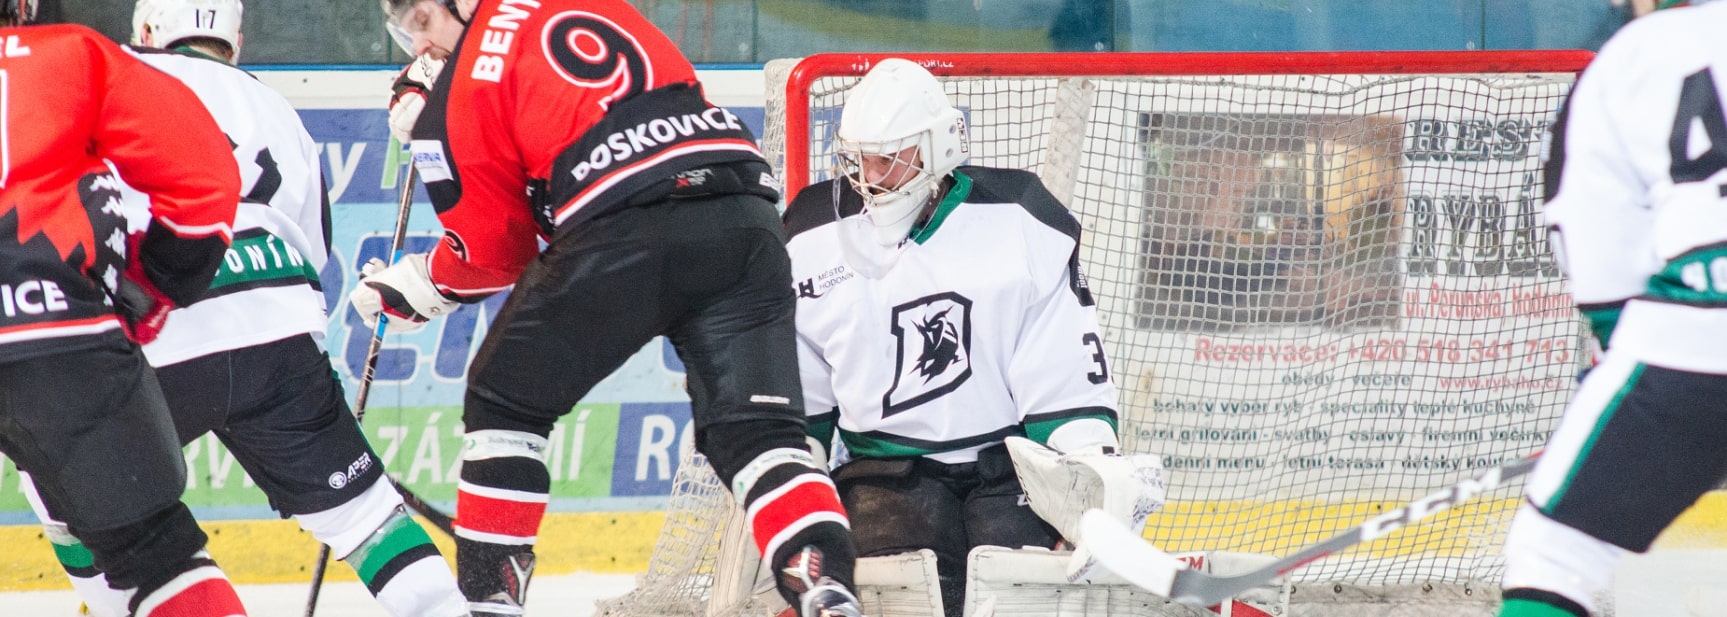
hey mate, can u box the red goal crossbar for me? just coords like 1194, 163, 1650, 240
780, 50, 1595, 197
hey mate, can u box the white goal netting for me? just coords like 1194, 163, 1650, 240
599, 51, 1594, 617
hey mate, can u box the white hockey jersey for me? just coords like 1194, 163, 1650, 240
1545, 1, 1727, 373
121, 47, 329, 366
785, 167, 1120, 465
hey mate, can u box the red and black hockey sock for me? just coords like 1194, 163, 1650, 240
129, 554, 246, 617
454, 455, 547, 602
730, 449, 854, 607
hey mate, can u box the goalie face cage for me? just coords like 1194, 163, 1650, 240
600, 50, 1594, 617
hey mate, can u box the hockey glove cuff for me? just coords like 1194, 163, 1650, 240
116, 248, 176, 346
349, 253, 458, 334
388, 55, 445, 144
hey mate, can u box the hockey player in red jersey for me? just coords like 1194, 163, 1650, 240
0, 2, 250, 616
367, 1, 862, 615
18, 2, 471, 616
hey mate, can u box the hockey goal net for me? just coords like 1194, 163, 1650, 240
600, 51, 1595, 616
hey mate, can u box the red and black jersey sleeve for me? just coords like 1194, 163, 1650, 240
0, 24, 237, 357
411, 0, 771, 300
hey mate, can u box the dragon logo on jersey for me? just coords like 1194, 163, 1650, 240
883, 292, 972, 417
542, 10, 651, 110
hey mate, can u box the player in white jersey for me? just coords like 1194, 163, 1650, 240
783, 58, 1158, 617
1497, 2, 1727, 616
22, 3, 470, 617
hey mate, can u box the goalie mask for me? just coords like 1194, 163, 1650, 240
832, 58, 968, 276
132, 0, 243, 60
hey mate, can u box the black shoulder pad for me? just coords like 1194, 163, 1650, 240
783, 178, 863, 242
959, 166, 1080, 243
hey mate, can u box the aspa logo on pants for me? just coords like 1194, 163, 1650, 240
328, 452, 375, 489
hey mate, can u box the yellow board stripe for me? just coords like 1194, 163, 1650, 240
3, 492, 1726, 591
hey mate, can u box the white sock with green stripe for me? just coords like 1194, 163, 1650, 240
297, 480, 467, 617
23, 473, 127, 617
45, 524, 128, 617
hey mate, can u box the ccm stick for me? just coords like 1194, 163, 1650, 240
1080, 452, 1540, 607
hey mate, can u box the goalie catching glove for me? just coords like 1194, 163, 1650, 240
389, 54, 445, 144
348, 253, 458, 334
1004, 436, 1167, 584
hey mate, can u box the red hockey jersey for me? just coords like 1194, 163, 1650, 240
0, 24, 237, 360
411, 0, 772, 300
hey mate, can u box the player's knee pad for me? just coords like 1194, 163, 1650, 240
296, 478, 405, 558
1501, 504, 1626, 615
74, 502, 207, 593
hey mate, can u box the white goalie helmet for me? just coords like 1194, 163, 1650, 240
132, 0, 244, 60
836, 58, 969, 248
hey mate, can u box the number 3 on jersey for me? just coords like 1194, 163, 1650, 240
1083, 332, 1109, 384
1669, 67, 1727, 187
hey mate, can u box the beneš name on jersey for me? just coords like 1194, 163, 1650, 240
542, 82, 772, 232
470, 0, 543, 83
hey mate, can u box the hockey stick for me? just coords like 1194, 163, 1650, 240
304, 166, 432, 617
1080, 452, 1541, 607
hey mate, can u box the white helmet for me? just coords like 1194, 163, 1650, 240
836, 58, 969, 247
132, 0, 244, 60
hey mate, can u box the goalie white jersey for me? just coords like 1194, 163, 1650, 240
1545, 0, 1727, 373
119, 47, 330, 366
785, 167, 1119, 465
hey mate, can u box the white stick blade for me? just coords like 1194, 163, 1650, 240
1078, 509, 1186, 597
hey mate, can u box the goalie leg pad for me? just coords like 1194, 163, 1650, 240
1499, 504, 1624, 616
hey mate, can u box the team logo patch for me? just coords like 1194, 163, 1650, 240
883, 291, 972, 417
541, 10, 651, 109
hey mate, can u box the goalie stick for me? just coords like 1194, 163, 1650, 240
1080, 452, 1540, 607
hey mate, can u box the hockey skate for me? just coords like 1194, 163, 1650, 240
467, 551, 534, 617
780, 546, 865, 617
800, 577, 865, 617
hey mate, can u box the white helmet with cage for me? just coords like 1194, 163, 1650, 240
132, 0, 244, 60
836, 58, 969, 248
